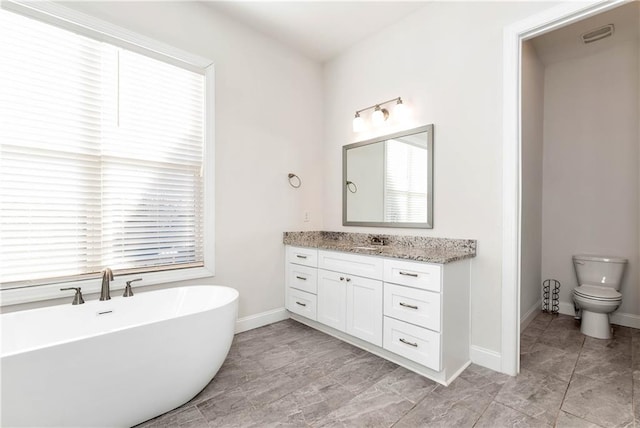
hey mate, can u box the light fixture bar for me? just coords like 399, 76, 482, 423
353, 96, 405, 132
354, 97, 402, 115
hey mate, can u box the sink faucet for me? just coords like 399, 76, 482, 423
100, 268, 114, 301
371, 236, 388, 246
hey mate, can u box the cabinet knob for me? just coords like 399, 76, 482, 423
340, 276, 345, 281
346, 277, 351, 282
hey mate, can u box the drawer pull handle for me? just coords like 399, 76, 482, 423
399, 338, 418, 347
295, 276, 307, 281
399, 302, 418, 310
295, 301, 307, 307
296, 255, 308, 259
399, 271, 418, 278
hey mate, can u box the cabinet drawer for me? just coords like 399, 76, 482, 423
319, 250, 383, 280
287, 246, 318, 267
383, 259, 441, 292
383, 316, 441, 371
287, 288, 317, 320
384, 283, 441, 332
287, 264, 317, 294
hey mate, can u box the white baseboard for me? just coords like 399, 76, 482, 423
520, 300, 542, 332
235, 307, 289, 334
559, 301, 640, 330
470, 345, 502, 373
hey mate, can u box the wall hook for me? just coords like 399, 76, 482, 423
288, 173, 301, 188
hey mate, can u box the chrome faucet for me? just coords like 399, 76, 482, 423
100, 268, 114, 301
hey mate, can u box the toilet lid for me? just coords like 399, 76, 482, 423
574, 284, 622, 301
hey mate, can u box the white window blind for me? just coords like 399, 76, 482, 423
384, 138, 429, 223
0, 9, 205, 288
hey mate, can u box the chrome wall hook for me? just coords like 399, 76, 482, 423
288, 173, 301, 188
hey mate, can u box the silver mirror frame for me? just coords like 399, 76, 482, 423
342, 124, 434, 229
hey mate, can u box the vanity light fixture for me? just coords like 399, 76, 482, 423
352, 97, 405, 132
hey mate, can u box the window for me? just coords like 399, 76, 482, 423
0, 5, 213, 295
384, 138, 429, 223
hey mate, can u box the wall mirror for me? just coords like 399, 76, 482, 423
343, 124, 433, 228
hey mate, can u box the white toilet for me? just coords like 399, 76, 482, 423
572, 254, 627, 339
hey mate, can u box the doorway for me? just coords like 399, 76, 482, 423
501, 0, 632, 376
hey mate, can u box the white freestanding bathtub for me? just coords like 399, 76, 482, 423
1, 285, 239, 427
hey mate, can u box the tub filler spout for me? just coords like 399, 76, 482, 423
100, 268, 114, 301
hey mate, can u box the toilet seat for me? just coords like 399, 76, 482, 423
574, 284, 621, 301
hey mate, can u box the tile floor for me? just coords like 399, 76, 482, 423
138, 313, 639, 427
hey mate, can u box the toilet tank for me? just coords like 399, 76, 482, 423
572, 255, 627, 289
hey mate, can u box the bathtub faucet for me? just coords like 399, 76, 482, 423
100, 268, 114, 301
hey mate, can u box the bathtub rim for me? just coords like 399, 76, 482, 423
1, 285, 238, 358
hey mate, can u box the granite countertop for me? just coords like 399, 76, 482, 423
283, 231, 476, 264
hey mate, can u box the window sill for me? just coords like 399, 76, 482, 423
0, 267, 214, 307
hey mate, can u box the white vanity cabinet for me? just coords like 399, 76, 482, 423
317, 250, 383, 346
284, 245, 471, 386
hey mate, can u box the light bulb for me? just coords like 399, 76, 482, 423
352, 113, 364, 132
394, 99, 408, 121
372, 106, 388, 126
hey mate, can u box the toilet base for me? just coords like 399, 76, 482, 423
580, 311, 612, 339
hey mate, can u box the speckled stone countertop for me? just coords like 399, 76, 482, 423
283, 231, 476, 264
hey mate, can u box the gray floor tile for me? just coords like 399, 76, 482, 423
242, 369, 310, 408
537, 328, 585, 354
314, 381, 413, 428
373, 366, 438, 404
431, 373, 503, 415
458, 363, 510, 387
328, 352, 397, 395
545, 315, 581, 332
561, 373, 633, 428
475, 401, 550, 427
494, 368, 569, 425
520, 333, 539, 353
393, 390, 481, 427
197, 387, 253, 421
528, 312, 556, 330
555, 410, 604, 428
520, 341, 579, 381
288, 376, 356, 425
573, 345, 632, 382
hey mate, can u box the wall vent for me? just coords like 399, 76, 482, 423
581, 24, 615, 44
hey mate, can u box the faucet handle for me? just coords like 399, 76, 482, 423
123, 278, 142, 297
60, 287, 85, 305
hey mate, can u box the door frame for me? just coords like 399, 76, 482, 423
500, 0, 629, 375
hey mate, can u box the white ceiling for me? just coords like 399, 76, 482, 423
531, 1, 640, 65
202, 1, 428, 62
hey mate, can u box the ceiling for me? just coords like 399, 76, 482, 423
202, 1, 428, 62
531, 1, 640, 65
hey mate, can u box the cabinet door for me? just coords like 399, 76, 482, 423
317, 270, 347, 332
346, 276, 383, 346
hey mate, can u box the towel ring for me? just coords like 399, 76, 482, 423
346, 180, 358, 193
288, 173, 301, 188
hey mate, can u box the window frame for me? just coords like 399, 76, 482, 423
0, 0, 215, 306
